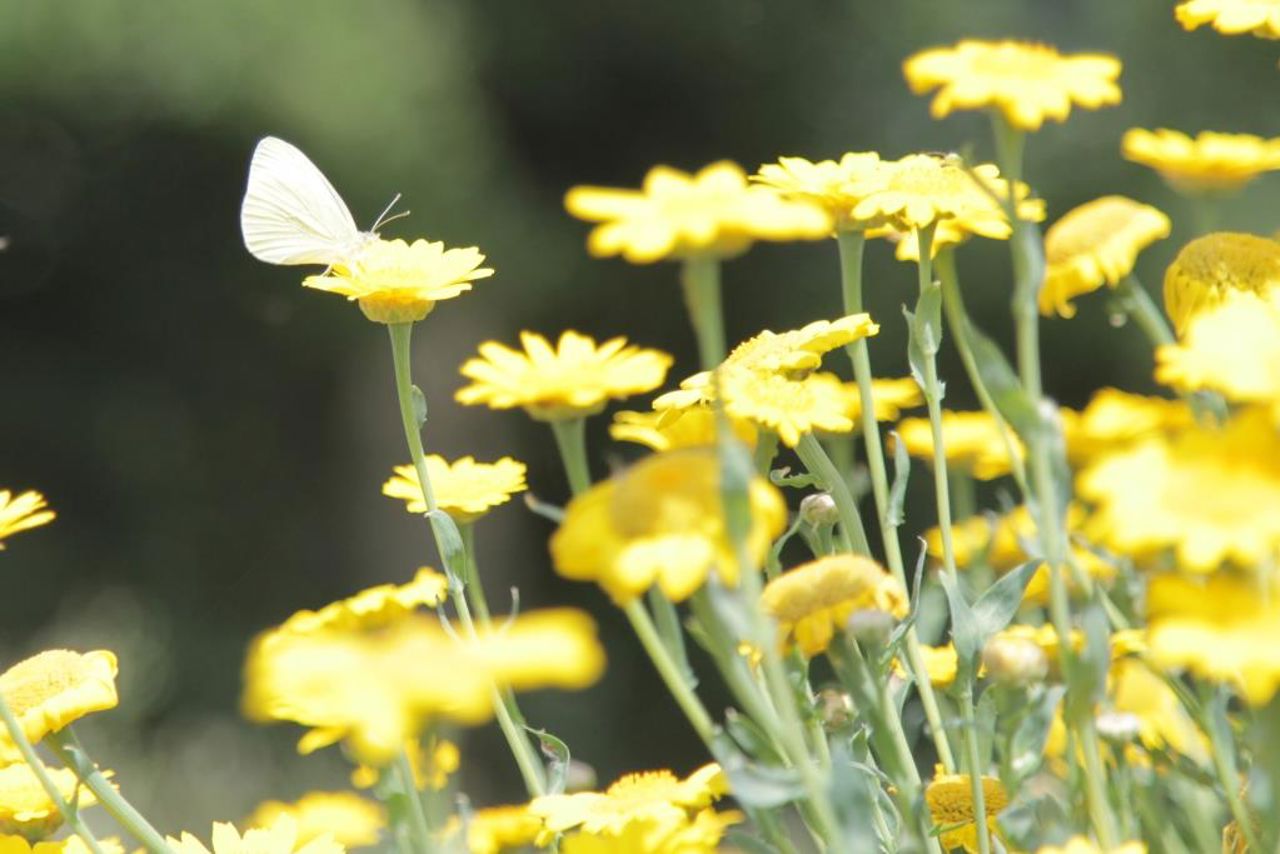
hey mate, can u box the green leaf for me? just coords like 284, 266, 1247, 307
522, 492, 565, 524
648, 587, 696, 690
411, 384, 428, 427
975, 687, 997, 772
915, 274, 945, 358
426, 508, 468, 590
970, 559, 1041, 640
703, 574, 763, 646
724, 708, 785, 765
723, 832, 780, 854
768, 467, 822, 489
964, 322, 1038, 440
1068, 602, 1111, 714
527, 727, 570, 795
765, 515, 804, 577
939, 570, 981, 681
998, 794, 1069, 852
1010, 685, 1065, 781
714, 742, 805, 809
828, 742, 882, 853
886, 430, 911, 527
904, 305, 927, 393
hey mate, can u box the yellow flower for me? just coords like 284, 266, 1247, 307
896, 411, 1024, 480
1123, 129, 1280, 193
350, 739, 458, 791
0, 491, 54, 549
837, 377, 924, 424
1079, 407, 1280, 571
891, 191, 1046, 261
1036, 837, 1147, 854
301, 238, 492, 324
893, 644, 959, 689
751, 153, 887, 229
1157, 289, 1280, 416
463, 805, 544, 854
0, 763, 98, 840
549, 449, 786, 603
265, 569, 448, 639
245, 793, 383, 849
848, 153, 1030, 236
530, 764, 726, 837
1147, 571, 1280, 705
609, 408, 757, 452
924, 768, 1008, 853
760, 554, 908, 656
1176, 0, 1280, 38
0, 651, 118, 763
565, 161, 832, 263
1061, 388, 1195, 465
242, 610, 604, 765
1110, 658, 1207, 762
1039, 196, 1171, 317
0, 837, 123, 854
904, 40, 1122, 131
168, 818, 343, 854
718, 370, 856, 447
1164, 233, 1280, 335
559, 809, 740, 854
456, 331, 672, 421
382, 456, 527, 522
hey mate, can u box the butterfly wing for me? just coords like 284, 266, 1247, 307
240, 136, 363, 266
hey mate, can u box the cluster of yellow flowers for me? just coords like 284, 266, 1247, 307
9, 2, 1280, 853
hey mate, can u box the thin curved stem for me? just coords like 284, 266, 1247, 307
394, 749, 434, 853
795, 433, 870, 556
957, 687, 992, 854
624, 599, 716, 748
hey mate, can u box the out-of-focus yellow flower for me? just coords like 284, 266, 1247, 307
456, 331, 672, 421
896, 411, 1024, 480
0, 762, 98, 839
382, 456, 527, 522
245, 793, 384, 849
1176, 0, 1280, 38
609, 408, 756, 452
1147, 571, 1280, 705
1110, 658, 1207, 762
565, 162, 832, 263
531, 764, 726, 838
751, 153, 886, 230
1035, 836, 1147, 854
904, 40, 1122, 131
848, 154, 1031, 237
1061, 388, 1195, 465
1164, 233, 1280, 335
0, 491, 54, 549
550, 449, 786, 603
558, 809, 740, 854
0, 650, 118, 764
0, 837, 123, 854
1123, 129, 1280, 193
350, 739, 458, 791
267, 569, 448, 639
242, 610, 604, 765
1157, 289, 1280, 417
837, 377, 923, 424
761, 554, 907, 656
461, 805, 544, 854
925, 767, 1008, 853
169, 818, 343, 854
1079, 407, 1280, 571
1040, 197, 1171, 317
891, 644, 960, 688
302, 238, 492, 324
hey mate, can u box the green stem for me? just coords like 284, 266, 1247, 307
795, 433, 870, 556
957, 687, 992, 854
0, 700, 107, 854
753, 429, 780, 476
549, 417, 591, 496
1202, 686, 1264, 854
458, 523, 490, 624
395, 749, 434, 853
682, 257, 727, 370
836, 228, 957, 773
47, 728, 173, 854
623, 599, 717, 748
1115, 275, 1174, 348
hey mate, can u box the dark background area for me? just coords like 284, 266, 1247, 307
1, 0, 1277, 831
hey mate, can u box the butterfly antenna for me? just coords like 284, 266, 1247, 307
371, 194, 410, 232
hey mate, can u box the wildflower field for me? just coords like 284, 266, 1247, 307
6, 2, 1280, 852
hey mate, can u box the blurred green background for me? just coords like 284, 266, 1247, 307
1, 0, 1278, 834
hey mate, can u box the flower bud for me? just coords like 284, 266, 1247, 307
800, 492, 840, 527
817, 688, 853, 730
847, 607, 895, 648
1095, 711, 1142, 744
981, 636, 1049, 686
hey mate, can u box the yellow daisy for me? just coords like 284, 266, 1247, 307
549, 448, 786, 604
760, 554, 908, 657
265, 568, 448, 639
904, 40, 1122, 131
837, 377, 923, 424
245, 793, 384, 849
609, 408, 757, 452
848, 153, 1029, 236
890, 191, 1046, 261
0, 650, 118, 763
1039, 196, 1171, 317
456, 331, 672, 421
1123, 129, 1280, 193
301, 238, 492, 324
350, 738, 459, 792
1079, 407, 1280, 571
0, 491, 55, 549
751, 153, 887, 229
0, 837, 123, 854
1036, 836, 1147, 853
382, 455, 527, 522
1061, 388, 1195, 465
1163, 232, 1280, 335
896, 410, 1024, 480
565, 161, 832, 263
892, 644, 960, 690
530, 764, 726, 837
168, 818, 343, 854
0, 762, 98, 839
461, 805, 544, 854
1109, 658, 1207, 762
924, 768, 1008, 853
558, 809, 740, 854
1176, 0, 1280, 38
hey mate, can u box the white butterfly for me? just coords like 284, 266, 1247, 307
240, 136, 403, 267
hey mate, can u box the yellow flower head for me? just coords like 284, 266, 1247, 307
849, 153, 1031, 235
893, 644, 960, 690
558, 808, 740, 854
267, 569, 448, 639
169, 818, 343, 854
0, 763, 98, 840
1176, 0, 1280, 38
760, 554, 908, 656
1123, 129, 1280, 193
1147, 571, 1280, 705
462, 805, 544, 854
1061, 388, 1195, 465
0, 491, 54, 549
891, 190, 1046, 261
904, 40, 1122, 131
1079, 407, 1280, 571
925, 768, 1008, 853
550, 448, 786, 603
565, 161, 832, 263
0, 837, 123, 854
718, 370, 856, 447
751, 153, 886, 229
242, 610, 604, 765
0, 650, 118, 763
1157, 289, 1280, 417
837, 377, 924, 425
1109, 658, 1207, 761
245, 793, 384, 849
1035, 837, 1147, 854
456, 331, 672, 421
382, 455, 527, 522
1040, 196, 1171, 317
530, 764, 726, 838
896, 411, 1024, 480
301, 238, 492, 324
1164, 232, 1280, 335
350, 738, 459, 792
609, 408, 757, 452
